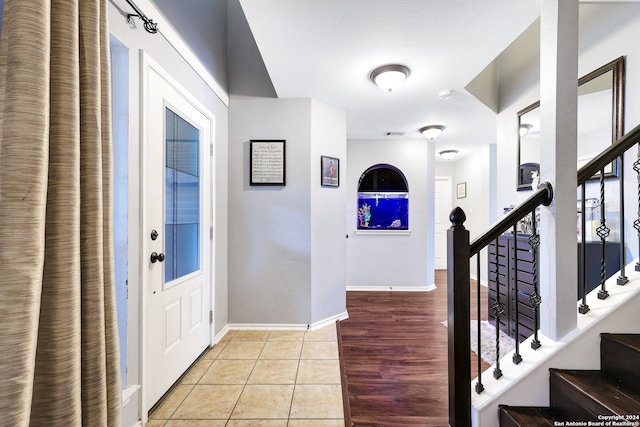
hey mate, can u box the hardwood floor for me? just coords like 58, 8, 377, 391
337, 270, 489, 426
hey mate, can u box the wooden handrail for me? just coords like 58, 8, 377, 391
469, 181, 553, 257
449, 121, 640, 427
577, 122, 640, 184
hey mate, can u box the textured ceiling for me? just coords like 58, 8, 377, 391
149, 1, 640, 160
237, 0, 543, 157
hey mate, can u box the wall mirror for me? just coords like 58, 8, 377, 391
517, 56, 625, 191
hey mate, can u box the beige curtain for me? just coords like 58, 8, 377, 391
0, 0, 122, 426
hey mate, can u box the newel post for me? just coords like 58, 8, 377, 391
447, 207, 471, 427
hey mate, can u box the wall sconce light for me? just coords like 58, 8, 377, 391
439, 150, 459, 161
419, 125, 445, 140
370, 64, 410, 92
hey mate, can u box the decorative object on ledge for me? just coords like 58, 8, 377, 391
518, 162, 540, 191
369, 64, 410, 92
420, 124, 445, 140
250, 140, 286, 186
457, 182, 466, 199
358, 203, 371, 228
125, 0, 158, 34
320, 155, 339, 187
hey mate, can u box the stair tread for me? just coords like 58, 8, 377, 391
551, 369, 640, 414
601, 333, 640, 394
602, 333, 640, 352
499, 405, 557, 426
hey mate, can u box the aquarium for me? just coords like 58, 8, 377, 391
357, 192, 408, 230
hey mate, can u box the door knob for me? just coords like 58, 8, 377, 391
150, 252, 165, 263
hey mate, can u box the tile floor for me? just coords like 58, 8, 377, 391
147, 324, 345, 427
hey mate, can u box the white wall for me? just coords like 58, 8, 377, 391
228, 97, 347, 326
346, 138, 435, 290
453, 145, 497, 242
453, 145, 497, 284
310, 101, 348, 324
435, 145, 497, 283
228, 98, 312, 325
435, 161, 455, 178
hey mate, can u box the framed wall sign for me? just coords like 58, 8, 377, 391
250, 140, 286, 186
457, 182, 467, 199
321, 155, 339, 187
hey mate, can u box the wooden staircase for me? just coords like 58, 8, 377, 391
499, 334, 640, 426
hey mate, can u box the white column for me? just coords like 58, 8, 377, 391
539, 0, 579, 340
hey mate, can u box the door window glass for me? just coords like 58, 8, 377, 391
165, 107, 200, 282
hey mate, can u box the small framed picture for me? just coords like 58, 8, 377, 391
250, 140, 286, 186
321, 155, 339, 187
457, 182, 467, 199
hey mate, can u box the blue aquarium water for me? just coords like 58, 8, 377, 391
357, 192, 408, 230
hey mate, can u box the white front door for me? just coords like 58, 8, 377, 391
434, 177, 452, 270
145, 61, 213, 409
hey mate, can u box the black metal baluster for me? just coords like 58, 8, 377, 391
618, 153, 628, 285
492, 298, 504, 379
634, 148, 640, 272
528, 208, 542, 350
492, 236, 503, 379
597, 168, 610, 300
475, 254, 484, 394
579, 185, 590, 314
512, 224, 522, 364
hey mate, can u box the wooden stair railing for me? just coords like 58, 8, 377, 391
447, 122, 640, 427
447, 182, 553, 426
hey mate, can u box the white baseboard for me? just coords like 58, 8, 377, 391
213, 324, 231, 344
309, 310, 349, 330
224, 310, 350, 333
122, 384, 140, 405
226, 323, 310, 331
347, 284, 437, 292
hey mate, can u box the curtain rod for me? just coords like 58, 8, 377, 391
125, 0, 158, 34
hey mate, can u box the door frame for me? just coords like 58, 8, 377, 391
139, 51, 216, 417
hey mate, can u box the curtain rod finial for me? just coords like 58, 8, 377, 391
125, 0, 158, 34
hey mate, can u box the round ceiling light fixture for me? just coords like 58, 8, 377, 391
438, 89, 454, 100
419, 125, 445, 140
439, 150, 459, 161
519, 123, 533, 136
370, 64, 410, 92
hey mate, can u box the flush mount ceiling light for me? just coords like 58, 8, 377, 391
519, 123, 533, 136
419, 125, 445, 140
438, 89, 454, 100
439, 150, 459, 161
370, 64, 410, 92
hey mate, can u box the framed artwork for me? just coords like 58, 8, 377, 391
321, 155, 339, 187
457, 182, 467, 199
250, 140, 286, 186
